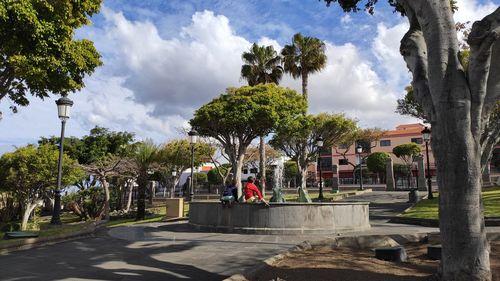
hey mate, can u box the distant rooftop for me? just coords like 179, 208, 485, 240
386, 123, 426, 137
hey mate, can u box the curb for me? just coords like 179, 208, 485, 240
389, 216, 500, 227
223, 233, 427, 281
0, 220, 106, 254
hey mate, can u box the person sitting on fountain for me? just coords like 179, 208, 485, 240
244, 176, 269, 206
221, 180, 238, 208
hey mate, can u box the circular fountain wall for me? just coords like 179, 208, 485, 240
188, 202, 370, 235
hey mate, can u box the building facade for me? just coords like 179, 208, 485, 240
310, 123, 436, 184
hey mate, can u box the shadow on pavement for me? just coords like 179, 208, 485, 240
0, 230, 226, 281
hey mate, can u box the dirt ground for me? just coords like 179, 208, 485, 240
252, 241, 500, 281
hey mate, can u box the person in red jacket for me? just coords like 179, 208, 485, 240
244, 176, 269, 206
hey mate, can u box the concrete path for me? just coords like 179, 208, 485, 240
0, 192, 442, 281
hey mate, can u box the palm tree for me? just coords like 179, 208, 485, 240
133, 140, 158, 220
241, 43, 283, 86
241, 43, 283, 195
281, 33, 327, 103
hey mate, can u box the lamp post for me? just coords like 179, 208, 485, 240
170, 169, 177, 198
51, 96, 73, 225
422, 127, 433, 199
356, 144, 364, 191
188, 129, 198, 201
316, 137, 324, 201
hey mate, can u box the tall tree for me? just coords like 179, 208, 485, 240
0, 144, 83, 230
132, 140, 158, 221
0, 0, 102, 114
157, 139, 214, 198
241, 43, 283, 194
322, 1, 499, 279
281, 33, 327, 102
190, 84, 306, 197
270, 113, 358, 190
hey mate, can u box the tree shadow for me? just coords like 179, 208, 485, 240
0, 230, 226, 281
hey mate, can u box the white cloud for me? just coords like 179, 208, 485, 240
95, 9, 249, 118
453, 0, 498, 24
372, 22, 411, 90
288, 43, 417, 129
340, 14, 352, 25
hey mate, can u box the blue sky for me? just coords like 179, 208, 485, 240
0, 0, 498, 154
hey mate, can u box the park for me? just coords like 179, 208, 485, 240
0, 0, 500, 280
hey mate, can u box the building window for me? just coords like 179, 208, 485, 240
339, 159, 349, 165
243, 168, 248, 174
411, 138, 423, 144
250, 168, 258, 174
380, 140, 391, 147
338, 144, 349, 149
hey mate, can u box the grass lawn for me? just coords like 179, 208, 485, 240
401, 186, 500, 219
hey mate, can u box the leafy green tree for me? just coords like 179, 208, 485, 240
283, 161, 299, 188
0, 0, 102, 113
281, 33, 327, 102
366, 152, 391, 182
392, 143, 421, 188
0, 144, 83, 230
156, 139, 214, 198
42, 127, 136, 221
207, 165, 231, 186
271, 113, 358, 189
132, 140, 158, 221
241, 43, 283, 194
191, 84, 306, 197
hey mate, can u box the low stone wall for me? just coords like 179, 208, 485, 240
189, 202, 370, 235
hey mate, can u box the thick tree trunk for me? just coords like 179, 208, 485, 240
259, 135, 266, 195
21, 200, 40, 231
398, 1, 499, 280
234, 153, 245, 199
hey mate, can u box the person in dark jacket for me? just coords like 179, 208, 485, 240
221, 181, 238, 208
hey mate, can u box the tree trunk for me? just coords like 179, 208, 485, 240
301, 70, 309, 103
234, 153, 245, 199
21, 201, 40, 231
297, 145, 309, 189
136, 172, 148, 221
259, 135, 266, 195
102, 178, 111, 222
398, 1, 498, 279
125, 180, 133, 213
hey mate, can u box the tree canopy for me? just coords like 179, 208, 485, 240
0, 144, 83, 230
271, 112, 358, 189
241, 43, 283, 86
281, 33, 327, 101
191, 84, 306, 194
0, 0, 102, 113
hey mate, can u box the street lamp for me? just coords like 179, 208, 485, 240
422, 127, 433, 199
170, 169, 177, 198
356, 144, 364, 191
51, 96, 73, 225
316, 136, 324, 201
188, 129, 198, 201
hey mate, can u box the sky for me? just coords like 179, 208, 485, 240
0, 0, 498, 154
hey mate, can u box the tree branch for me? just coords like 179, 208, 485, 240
468, 7, 500, 136
399, 12, 435, 123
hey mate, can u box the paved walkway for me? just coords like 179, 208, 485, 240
0, 192, 444, 281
